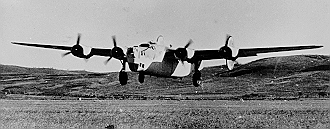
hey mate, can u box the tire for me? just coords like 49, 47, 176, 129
119, 71, 128, 85
138, 72, 145, 83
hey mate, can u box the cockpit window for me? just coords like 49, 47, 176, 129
139, 43, 150, 47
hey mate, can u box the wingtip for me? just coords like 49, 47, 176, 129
11, 42, 21, 45
316, 45, 323, 48
310, 45, 323, 49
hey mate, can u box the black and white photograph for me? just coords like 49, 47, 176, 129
1, 0, 329, 128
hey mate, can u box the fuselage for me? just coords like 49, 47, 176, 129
126, 41, 194, 78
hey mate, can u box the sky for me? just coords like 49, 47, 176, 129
1, 0, 329, 72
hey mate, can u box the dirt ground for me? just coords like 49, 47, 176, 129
0, 99, 329, 129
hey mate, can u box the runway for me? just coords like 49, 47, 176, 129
1, 100, 329, 128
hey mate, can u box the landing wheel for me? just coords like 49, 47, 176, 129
119, 71, 128, 85
193, 71, 201, 87
138, 72, 145, 83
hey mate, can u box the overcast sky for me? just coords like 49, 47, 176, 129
1, 0, 329, 72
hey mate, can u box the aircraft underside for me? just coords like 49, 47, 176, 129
125, 57, 202, 86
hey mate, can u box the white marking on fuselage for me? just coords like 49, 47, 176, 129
132, 40, 195, 77
133, 43, 166, 71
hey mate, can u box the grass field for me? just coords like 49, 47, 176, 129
1, 100, 329, 129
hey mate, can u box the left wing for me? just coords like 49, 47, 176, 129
192, 35, 323, 61
192, 45, 323, 61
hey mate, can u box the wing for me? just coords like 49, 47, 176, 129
193, 45, 323, 60
11, 42, 72, 50
192, 50, 221, 60
11, 42, 112, 57
236, 45, 323, 57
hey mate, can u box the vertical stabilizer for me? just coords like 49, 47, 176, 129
156, 35, 164, 44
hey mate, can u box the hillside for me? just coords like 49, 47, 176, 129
1, 55, 329, 100
0, 64, 92, 75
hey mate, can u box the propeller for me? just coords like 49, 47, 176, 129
174, 39, 193, 64
76, 33, 81, 45
225, 34, 230, 46
62, 33, 82, 58
185, 39, 193, 48
112, 35, 117, 47
104, 56, 112, 65
220, 34, 239, 70
104, 35, 125, 64
62, 51, 71, 57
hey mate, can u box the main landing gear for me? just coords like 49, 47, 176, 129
138, 72, 145, 83
119, 61, 128, 85
193, 70, 202, 87
192, 61, 202, 87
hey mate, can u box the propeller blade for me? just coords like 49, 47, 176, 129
184, 39, 193, 48
77, 33, 81, 45
104, 57, 112, 65
62, 52, 71, 57
112, 35, 117, 47
226, 59, 236, 70
225, 34, 231, 46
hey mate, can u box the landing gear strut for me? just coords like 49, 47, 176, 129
192, 60, 202, 87
119, 61, 128, 85
193, 70, 202, 87
138, 72, 145, 83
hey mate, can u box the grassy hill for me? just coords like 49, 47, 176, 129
0, 64, 93, 75
1, 55, 329, 100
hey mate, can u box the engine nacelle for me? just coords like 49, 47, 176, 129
219, 35, 238, 59
219, 35, 239, 70
111, 47, 125, 59
70, 44, 92, 59
174, 48, 194, 61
